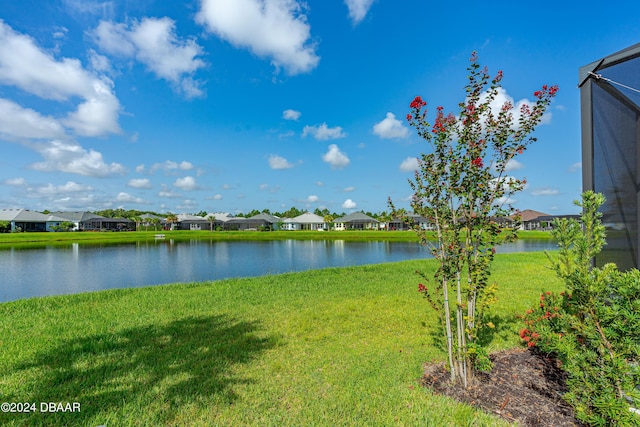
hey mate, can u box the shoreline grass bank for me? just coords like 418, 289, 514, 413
0, 229, 553, 246
0, 252, 561, 426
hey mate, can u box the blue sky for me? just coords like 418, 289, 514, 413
0, 0, 639, 216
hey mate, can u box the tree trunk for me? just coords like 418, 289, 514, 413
442, 276, 456, 383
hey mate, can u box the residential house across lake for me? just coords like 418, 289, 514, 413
0, 208, 578, 233
0, 209, 134, 232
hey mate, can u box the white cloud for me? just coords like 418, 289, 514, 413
490, 176, 527, 205
174, 176, 197, 191
373, 112, 409, 139
5, 177, 26, 186
196, 0, 320, 75
152, 160, 178, 172
322, 144, 350, 169
87, 49, 112, 73
128, 178, 152, 189
62, 77, 122, 136
504, 158, 524, 172
259, 183, 280, 194
158, 184, 181, 198
344, 186, 355, 192
0, 21, 100, 100
116, 192, 147, 204
344, 0, 375, 24
34, 181, 93, 195
23, 181, 98, 210
399, 157, 419, 172
316, 181, 324, 186
568, 162, 582, 173
52, 26, 69, 40
0, 21, 121, 137
532, 187, 560, 196
497, 195, 517, 206
282, 109, 301, 120
480, 87, 552, 128
92, 17, 205, 98
179, 161, 194, 170
306, 195, 319, 203
0, 98, 66, 140
177, 199, 198, 210
268, 154, 294, 169
92, 21, 135, 56
342, 198, 357, 209
129, 18, 203, 81
63, 0, 116, 19
278, 130, 295, 139
30, 140, 126, 177
212, 194, 223, 200
150, 160, 193, 174
302, 123, 346, 140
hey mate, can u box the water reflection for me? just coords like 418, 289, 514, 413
0, 239, 557, 302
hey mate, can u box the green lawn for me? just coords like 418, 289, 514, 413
0, 252, 562, 426
0, 229, 553, 247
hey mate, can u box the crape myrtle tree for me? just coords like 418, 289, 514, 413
391, 52, 557, 386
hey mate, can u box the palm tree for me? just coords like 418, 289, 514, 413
166, 213, 178, 231
207, 214, 216, 231
323, 214, 334, 231
131, 216, 142, 231
377, 211, 392, 231
150, 218, 161, 231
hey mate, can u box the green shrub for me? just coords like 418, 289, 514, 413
0, 220, 10, 233
522, 191, 640, 426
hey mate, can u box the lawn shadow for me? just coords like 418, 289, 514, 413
425, 319, 448, 356
3, 315, 277, 426
476, 312, 518, 348
424, 312, 518, 362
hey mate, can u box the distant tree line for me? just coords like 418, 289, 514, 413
37, 207, 396, 222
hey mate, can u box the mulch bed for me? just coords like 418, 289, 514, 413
421, 348, 583, 426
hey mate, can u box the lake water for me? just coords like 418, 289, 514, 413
0, 239, 557, 302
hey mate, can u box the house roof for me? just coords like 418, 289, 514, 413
51, 211, 105, 222
537, 214, 581, 222
515, 209, 551, 222
334, 212, 379, 223
391, 213, 430, 222
249, 213, 280, 223
290, 212, 325, 223
0, 209, 66, 222
139, 213, 165, 221
177, 213, 206, 221
92, 217, 134, 223
206, 212, 234, 221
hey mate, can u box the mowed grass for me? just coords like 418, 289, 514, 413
0, 252, 562, 426
0, 229, 553, 247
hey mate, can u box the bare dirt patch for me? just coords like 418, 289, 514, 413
421, 348, 583, 426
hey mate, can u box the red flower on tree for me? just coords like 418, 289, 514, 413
410, 96, 427, 110
471, 157, 483, 168
534, 84, 559, 99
